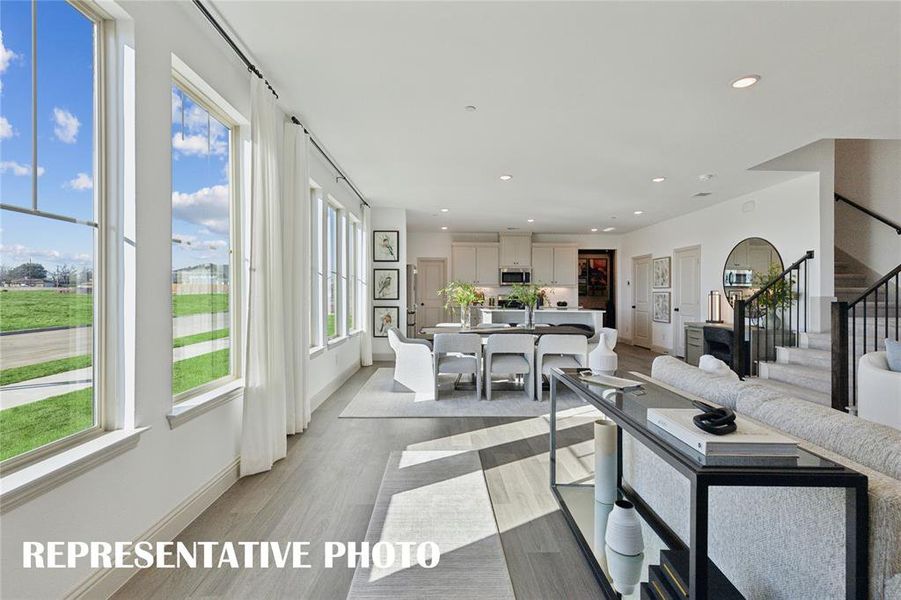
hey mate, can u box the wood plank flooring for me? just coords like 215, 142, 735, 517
113, 344, 660, 599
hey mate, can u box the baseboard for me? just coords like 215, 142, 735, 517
372, 352, 395, 362
66, 457, 240, 600
310, 361, 361, 412
651, 344, 671, 355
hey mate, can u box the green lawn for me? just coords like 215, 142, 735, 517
173, 328, 230, 348
0, 291, 92, 332
172, 293, 229, 317
327, 313, 336, 338
0, 355, 93, 387
0, 387, 93, 461
173, 348, 230, 396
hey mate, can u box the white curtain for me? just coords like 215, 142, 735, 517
283, 123, 311, 434
241, 78, 288, 477
360, 203, 373, 366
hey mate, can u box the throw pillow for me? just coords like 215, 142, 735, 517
698, 354, 739, 380
886, 338, 901, 372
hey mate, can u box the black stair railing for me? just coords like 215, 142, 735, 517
734, 251, 815, 379
834, 193, 901, 235
832, 263, 901, 412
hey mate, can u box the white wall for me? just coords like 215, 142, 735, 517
1, 3, 253, 598
834, 139, 901, 277
617, 173, 825, 353
371, 207, 407, 359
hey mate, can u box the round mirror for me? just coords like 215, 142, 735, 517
722, 237, 783, 307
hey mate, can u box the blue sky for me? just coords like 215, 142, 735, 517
0, 0, 229, 274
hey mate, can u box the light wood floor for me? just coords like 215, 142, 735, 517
114, 344, 660, 599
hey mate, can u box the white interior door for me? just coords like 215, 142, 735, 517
417, 258, 447, 331
673, 246, 701, 357
632, 255, 652, 349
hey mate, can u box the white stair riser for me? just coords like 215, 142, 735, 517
775, 346, 831, 369
758, 362, 831, 395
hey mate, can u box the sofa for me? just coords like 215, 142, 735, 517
622, 355, 901, 600
859, 351, 901, 430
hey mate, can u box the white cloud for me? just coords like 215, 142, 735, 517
0, 116, 13, 139
52, 107, 80, 143
66, 172, 93, 190
0, 244, 92, 267
0, 31, 17, 90
172, 185, 230, 234
172, 132, 227, 157
0, 161, 44, 176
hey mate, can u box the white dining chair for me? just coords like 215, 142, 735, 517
433, 333, 482, 400
484, 334, 535, 400
387, 327, 435, 400
536, 334, 588, 400
587, 327, 618, 375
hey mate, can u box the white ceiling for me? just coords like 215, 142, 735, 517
213, 1, 901, 233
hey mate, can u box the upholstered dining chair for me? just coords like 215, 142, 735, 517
536, 334, 588, 400
588, 327, 618, 375
433, 333, 483, 400
484, 334, 535, 400
387, 327, 435, 400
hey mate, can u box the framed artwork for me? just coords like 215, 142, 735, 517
373, 306, 400, 337
373, 268, 400, 300
652, 291, 671, 323
373, 230, 400, 262
653, 256, 671, 288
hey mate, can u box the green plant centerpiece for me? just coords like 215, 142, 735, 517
751, 263, 798, 329
506, 283, 546, 328
438, 281, 481, 329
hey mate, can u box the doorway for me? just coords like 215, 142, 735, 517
672, 246, 702, 358
578, 249, 616, 328
416, 258, 447, 334
631, 255, 652, 349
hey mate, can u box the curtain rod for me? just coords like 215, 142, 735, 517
192, 0, 371, 209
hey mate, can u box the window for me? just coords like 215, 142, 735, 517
326, 203, 339, 339
170, 79, 237, 400
347, 219, 356, 331
310, 188, 322, 348
0, 1, 102, 463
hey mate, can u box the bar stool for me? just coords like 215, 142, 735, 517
535, 334, 588, 400
484, 334, 535, 400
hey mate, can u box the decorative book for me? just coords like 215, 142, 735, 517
646, 408, 797, 457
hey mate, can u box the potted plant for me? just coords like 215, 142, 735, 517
752, 263, 797, 329
506, 283, 545, 328
438, 281, 481, 329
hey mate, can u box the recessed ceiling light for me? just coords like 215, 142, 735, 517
603, 227, 616, 232
441, 226, 448, 230
527, 218, 535, 223
591, 228, 598, 232
499, 174, 513, 181
464, 105, 477, 112
731, 74, 760, 89
634, 210, 644, 215
652, 177, 666, 183
440, 208, 449, 213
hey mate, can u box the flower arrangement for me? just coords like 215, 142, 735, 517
506, 283, 545, 308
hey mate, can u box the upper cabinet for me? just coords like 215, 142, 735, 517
499, 234, 532, 267
532, 244, 578, 286
452, 243, 499, 286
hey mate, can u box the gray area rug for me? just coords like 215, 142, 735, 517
340, 368, 587, 418
347, 450, 515, 600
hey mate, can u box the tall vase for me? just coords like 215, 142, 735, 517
524, 303, 535, 328
594, 419, 618, 504
604, 499, 644, 556
460, 304, 472, 329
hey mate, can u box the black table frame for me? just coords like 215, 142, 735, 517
548, 368, 869, 600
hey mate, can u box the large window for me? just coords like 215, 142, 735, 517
170, 80, 237, 400
310, 188, 322, 348
0, 1, 101, 463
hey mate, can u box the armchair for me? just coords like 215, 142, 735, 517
386, 327, 435, 401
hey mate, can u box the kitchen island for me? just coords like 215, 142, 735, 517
480, 308, 604, 332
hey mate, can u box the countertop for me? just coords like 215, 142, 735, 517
480, 308, 603, 313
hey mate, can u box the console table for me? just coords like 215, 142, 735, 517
548, 368, 869, 600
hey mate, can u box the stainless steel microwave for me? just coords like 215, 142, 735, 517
724, 269, 754, 287
500, 268, 532, 286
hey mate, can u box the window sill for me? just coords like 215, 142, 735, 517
310, 345, 327, 359
0, 427, 149, 514
167, 380, 243, 429
349, 329, 363, 338
327, 335, 348, 348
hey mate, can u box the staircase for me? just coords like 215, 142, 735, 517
749, 249, 896, 410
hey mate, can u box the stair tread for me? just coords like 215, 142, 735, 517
747, 376, 832, 407
758, 361, 830, 395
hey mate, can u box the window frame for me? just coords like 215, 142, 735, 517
309, 186, 323, 349
325, 199, 341, 341
169, 72, 243, 404
0, 0, 108, 473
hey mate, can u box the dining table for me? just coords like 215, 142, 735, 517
419, 324, 593, 337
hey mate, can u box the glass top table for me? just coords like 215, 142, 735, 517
548, 368, 869, 600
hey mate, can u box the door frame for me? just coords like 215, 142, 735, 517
631, 254, 652, 349
672, 245, 702, 358
416, 257, 447, 333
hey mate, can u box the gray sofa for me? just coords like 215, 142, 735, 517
622, 356, 901, 599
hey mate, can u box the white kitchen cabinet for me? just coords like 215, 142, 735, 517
532, 244, 577, 286
452, 243, 499, 286
499, 234, 532, 267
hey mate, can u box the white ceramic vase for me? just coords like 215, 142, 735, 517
604, 500, 644, 556
605, 545, 644, 595
593, 501, 614, 561
594, 419, 618, 504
